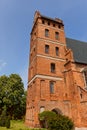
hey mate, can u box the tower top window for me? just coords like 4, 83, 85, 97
42, 20, 45, 24
58, 24, 61, 29
48, 22, 50, 26
53, 24, 55, 27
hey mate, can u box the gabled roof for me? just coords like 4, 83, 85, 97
66, 38, 87, 64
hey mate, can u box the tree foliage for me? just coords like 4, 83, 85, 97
0, 74, 26, 119
0, 106, 10, 128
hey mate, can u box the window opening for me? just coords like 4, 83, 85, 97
80, 93, 82, 99
34, 48, 35, 52
45, 29, 49, 37
53, 24, 55, 27
55, 47, 59, 56
51, 63, 55, 73
48, 22, 50, 26
83, 71, 87, 88
42, 20, 45, 24
55, 32, 59, 40
50, 81, 54, 93
45, 45, 49, 54
58, 24, 61, 29
40, 106, 45, 113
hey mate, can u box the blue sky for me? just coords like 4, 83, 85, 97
0, 0, 87, 89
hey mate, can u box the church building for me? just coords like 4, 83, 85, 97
25, 11, 87, 130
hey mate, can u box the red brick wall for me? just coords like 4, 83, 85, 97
25, 12, 87, 128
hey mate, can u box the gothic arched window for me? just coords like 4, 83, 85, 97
50, 81, 54, 94
81, 67, 87, 89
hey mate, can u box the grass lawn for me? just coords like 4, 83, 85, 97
0, 120, 46, 130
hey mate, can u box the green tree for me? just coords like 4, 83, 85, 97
5, 116, 10, 128
0, 74, 26, 119
0, 106, 11, 128
0, 106, 7, 127
0, 75, 8, 114
13, 90, 26, 119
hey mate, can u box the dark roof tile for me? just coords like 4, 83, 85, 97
66, 38, 87, 64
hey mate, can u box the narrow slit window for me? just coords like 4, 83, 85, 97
53, 24, 55, 27
58, 24, 61, 29
45, 45, 49, 54
50, 81, 54, 94
42, 20, 45, 24
83, 71, 87, 88
48, 22, 50, 26
55, 32, 59, 40
55, 47, 59, 56
51, 63, 55, 73
45, 29, 49, 37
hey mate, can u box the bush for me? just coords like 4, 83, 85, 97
39, 111, 57, 128
39, 111, 74, 130
48, 114, 74, 130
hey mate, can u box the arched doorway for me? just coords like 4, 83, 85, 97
52, 108, 62, 115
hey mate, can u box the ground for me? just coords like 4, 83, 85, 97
0, 120, 46, 130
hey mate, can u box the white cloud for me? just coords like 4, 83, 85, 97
0, 60, 7, 71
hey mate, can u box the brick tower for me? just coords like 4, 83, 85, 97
25, 11, 67, 127
25, 11, 87, 129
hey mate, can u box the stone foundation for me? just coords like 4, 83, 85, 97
75, 128, 87, 130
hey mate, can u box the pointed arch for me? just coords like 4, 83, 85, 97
52, 108, 62, 115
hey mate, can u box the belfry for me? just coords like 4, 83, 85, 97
25, 11, 87, 130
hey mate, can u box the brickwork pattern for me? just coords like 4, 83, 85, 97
25, 11, 87, 128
